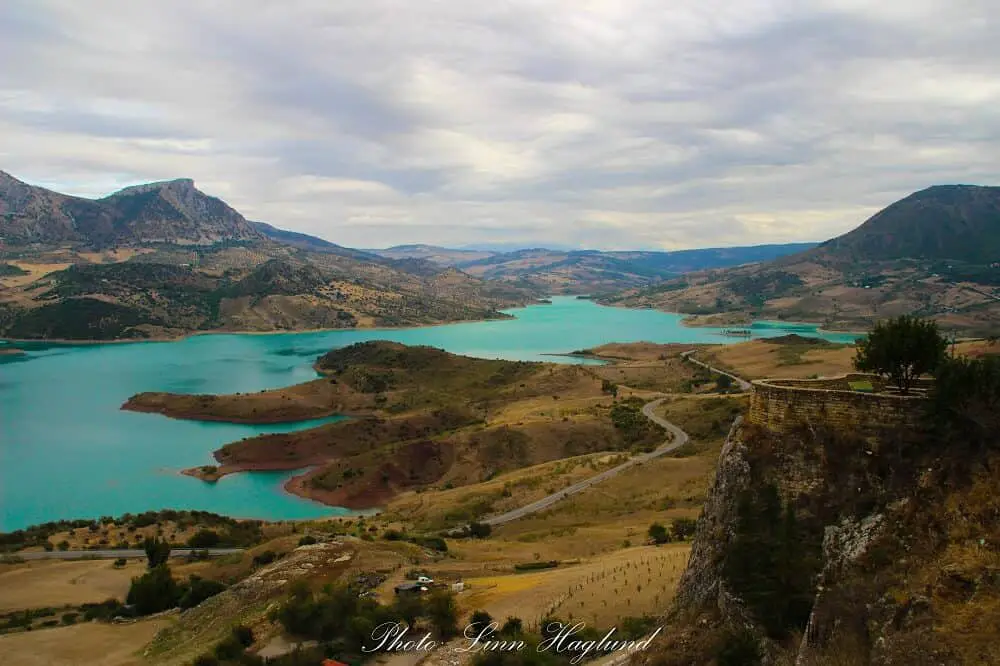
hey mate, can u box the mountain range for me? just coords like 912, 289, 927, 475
0, 173, 542, 339
603, 185, 1000, 335
2, 170, 999, 339
367, 243, 819, 293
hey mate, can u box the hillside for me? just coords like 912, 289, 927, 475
647, 353, 1000, 665
0, 172, 541, 339
0, 172, 264, 247
603, 186, 1000, 334
122, 340, 664, 509
370, 243, 818, 293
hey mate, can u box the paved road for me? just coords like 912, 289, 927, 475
15, 548, 245, 561
482, 397, 688, 527
680, 349, 752, 391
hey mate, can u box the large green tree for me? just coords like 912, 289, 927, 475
853, 315, 947, 393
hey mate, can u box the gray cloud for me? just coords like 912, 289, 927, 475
1, 0, 998, 249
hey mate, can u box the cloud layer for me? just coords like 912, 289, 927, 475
2, 0, 998, 249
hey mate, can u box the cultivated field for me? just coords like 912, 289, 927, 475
459, 544, 690, 628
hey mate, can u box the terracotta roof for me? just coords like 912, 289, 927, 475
323, 660, 349, 666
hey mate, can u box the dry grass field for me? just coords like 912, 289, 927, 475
0, 560, 146, 613
699, 339, 857, 380
0, 618, 169, 666
459, 544, 690, 628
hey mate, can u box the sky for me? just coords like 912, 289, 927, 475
1, 1, 998, 251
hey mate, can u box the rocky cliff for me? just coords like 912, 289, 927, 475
653, 384, 1000, 665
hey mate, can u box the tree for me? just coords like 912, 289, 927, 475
126, 565, 179, 615
648, 523, 670, 545
928, 354, 1000, 455
426, 590, 459, 639
393, 591, 424, 628
142, 537, 171, 568
469, 522, 492, 539
853, 315, 947, 393
187, 529, 220, 549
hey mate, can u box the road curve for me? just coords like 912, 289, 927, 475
15, 548, 245, 561
482, 397, 688, 527
680, 349, 752, 391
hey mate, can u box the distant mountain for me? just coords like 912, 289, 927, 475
367, 244, 495, 266
0, 172, 542, 340
803, 185, 1000, 264
0, 171, 264, 246
371, 242, 819, 294
603, 185, 1000, 335
250, 220, 376, 260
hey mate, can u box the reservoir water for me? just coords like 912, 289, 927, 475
0, 297, 859, 531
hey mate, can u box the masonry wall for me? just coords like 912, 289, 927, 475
747, 374, 926, 435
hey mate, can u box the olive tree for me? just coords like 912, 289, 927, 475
853, 315, 947, 393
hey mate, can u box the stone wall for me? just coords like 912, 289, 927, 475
747, 374, 926, 435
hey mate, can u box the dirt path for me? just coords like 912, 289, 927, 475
680, 349, 752, 391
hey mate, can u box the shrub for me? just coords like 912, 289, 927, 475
179, 575, 227, 609
469, 522, 492, 539
61, 612, 79, 625
648, 523, 670, 544
187, 529, 220, 549
716, 628, 761, 666
126, 565, 179, 615
252, 550, 278, 567
426, 589, 459, 639
297, 535, 318, 546
142, 537, 171, 568
469, 610, 494, 634
513, 560, 559, 572
500, 616, 523, 636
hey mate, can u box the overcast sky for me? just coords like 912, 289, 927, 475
1, 1, 997, 250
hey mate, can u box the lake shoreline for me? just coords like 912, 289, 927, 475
0, 309, 525, 346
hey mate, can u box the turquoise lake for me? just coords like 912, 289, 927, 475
0, 297, 861, 531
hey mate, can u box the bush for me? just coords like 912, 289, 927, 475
297, 535, 318, 546
179, 575, 227, 609
426, 589, 459, 639
469, 610, 494, 634
716, 628, 761, 666
500, 616, 523, 636
142, 537, 171, 568
513, 560, 559, 572
126, 565, 179, 615
648, 523, 670, 544
252, 550, 278, 567
412, 536, 448, 553
469, 522, 492, 539
61, 612, 79, 625
187, 529, 220, 549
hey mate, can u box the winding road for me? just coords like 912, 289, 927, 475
680, 349, 752, 391
481, 351, 750, 528
482, 397, 688, 527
